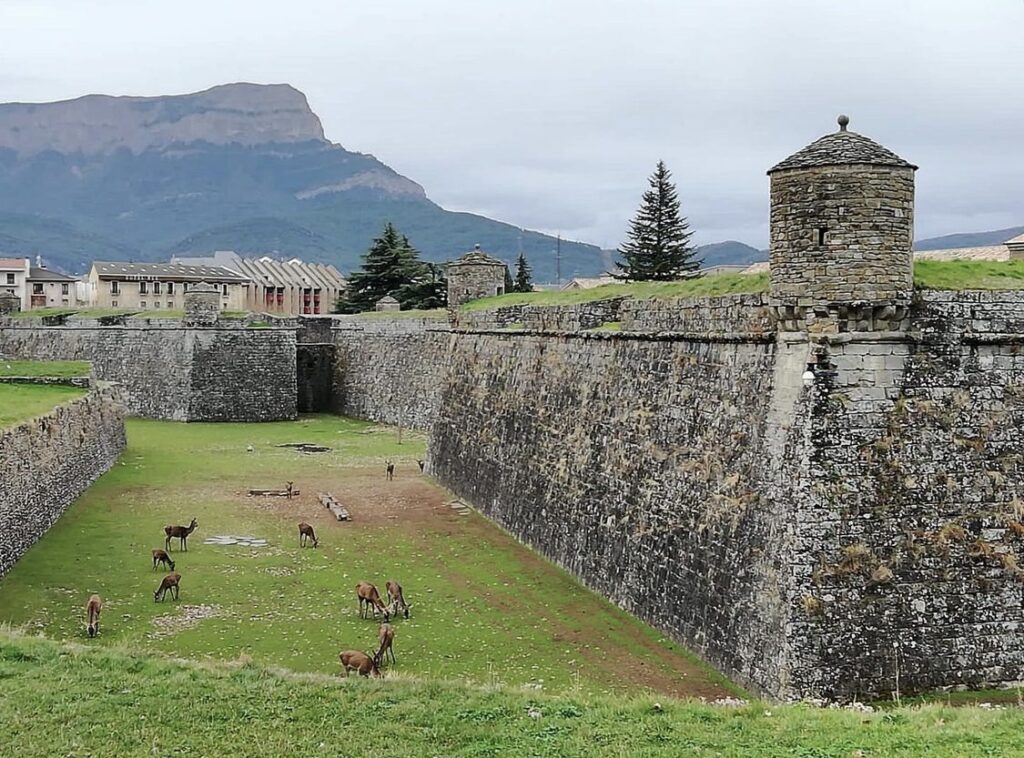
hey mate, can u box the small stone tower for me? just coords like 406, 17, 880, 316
768, 115, 917, 331
375, 295, 401, 312
0, 291, 20, 315
183, 282, 221, 326
446, 245, 508, 308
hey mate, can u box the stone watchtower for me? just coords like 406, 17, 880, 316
183, 282, 221, 326
0, 291, 20, 315
446, 245, 508, 309
768, 115, 917, 332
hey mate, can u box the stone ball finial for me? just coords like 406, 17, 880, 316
837, 114, 850, 131
474, 243, 481, 251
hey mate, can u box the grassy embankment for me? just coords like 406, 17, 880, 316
2, 630, 1023, 757
0, 383, 87, 427
0, 359, 91, 378
0, 416, 735, 700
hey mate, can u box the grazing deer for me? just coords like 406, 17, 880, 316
356, 581, 390, 621
385, 580, 411, 619
298, 522, 318, 548
164, 518, 198, 552
385, 461, 395, 481
154, 572, 181, 602
85, 594, 102, 638
339, 650, 381, 678
376, 623, 396, 665
151, 549, 175, 571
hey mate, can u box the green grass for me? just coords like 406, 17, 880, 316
0, 416, 734, 700
0, 383, 87, 427
0, 359, 90, 377
2, 631, 1023, 757
914, 259, 1024, 290
462, 274, 770, 311
349, 308, 448, 320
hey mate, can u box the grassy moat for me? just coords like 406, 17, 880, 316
0, 416, 734, 700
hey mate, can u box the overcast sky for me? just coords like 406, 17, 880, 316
0, 0, 1021, 249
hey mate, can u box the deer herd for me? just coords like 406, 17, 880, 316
82, 466, 417, 680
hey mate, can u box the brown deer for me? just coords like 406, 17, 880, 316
151, 549, 175, 571
356, 581, 390, 621
385, 461, 395, 481
417, 459, 425, 473
385, 579, 411, 619
164, 518, 198, 552
376, 623, 396, 665
339, 650, 381, 678
154, 572, 181, 602
85, 594, 102, 638
298, 522, 318, 548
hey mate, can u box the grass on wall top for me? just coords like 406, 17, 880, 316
913, 259, 1024, 290
0, 359, 90, 378
0, 383, 87, 427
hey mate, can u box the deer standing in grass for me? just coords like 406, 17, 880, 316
376, 623, 396, 665
154, 572, 181, 602
385, 461, 395, 481
151, 549, 175, 571
385, 580, 411, 619
298, 522, 318, 548
164, 518, 198, 552
339, 650, 381, 678
85, 594, 102, 638
356, 581, 390, 621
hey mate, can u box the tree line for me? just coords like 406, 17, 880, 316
335, 160, 699, 312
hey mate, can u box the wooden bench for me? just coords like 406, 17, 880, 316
319, 492, 350, 521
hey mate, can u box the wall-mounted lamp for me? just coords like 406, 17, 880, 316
802, 362, 817, 387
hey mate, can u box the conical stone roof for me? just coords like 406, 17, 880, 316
768, 116, 916, 174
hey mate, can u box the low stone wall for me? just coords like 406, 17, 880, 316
332, 317, 450, 430
619, 293, 775, 334
0, 317, 297, 421
0, 384, 126, 577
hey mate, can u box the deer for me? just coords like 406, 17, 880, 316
356, 581, 390, 621
376, 623, 396, 665
417, 459, 425, 473
85, 594, 102, 638
154, 572, 181, 602
298, 522, 318, 548
385, 579, 411, 619
385, 461, 395, 481
151, 549, 175, 571
164, 518, 198, 552
339, 650, 381, 678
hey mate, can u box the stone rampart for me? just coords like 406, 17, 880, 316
0, 384, 126, 577
0, 317, 296, 421
331, 316, 450, 430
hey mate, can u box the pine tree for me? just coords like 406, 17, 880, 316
334, 223, 425, 313
614, 161, 700, 281
503, 266, 514, 295
513, 253, 533, 293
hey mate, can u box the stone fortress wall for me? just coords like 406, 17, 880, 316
0, 383, 126, 577
0, 315, 297, 421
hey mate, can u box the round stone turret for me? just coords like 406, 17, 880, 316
183, 282, 221, 326
0, 291, 21, 315
375, 295, 400, 312
446, 244, 508, 308
768, 116, 917, 315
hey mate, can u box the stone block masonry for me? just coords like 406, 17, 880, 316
0, 384, 126, 577
0, 316, 297, 421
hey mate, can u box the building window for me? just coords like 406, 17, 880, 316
153, 281, 161, 295
817, 227, 827, 246
154, 301, 160, 308
110, 281, 120, 295
167, 282, 175, 295
167, 302, 173, 309
222, 284, 229, 296
140, 300, 147, 308
139, 281, 148, 294
61, 283, 69, 295
61, 299, 69, 305
32, 283, 43, 295
111, 300, 118, 307
5, 273, 13, 285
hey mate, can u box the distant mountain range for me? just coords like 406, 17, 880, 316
0, 83, 602, 280
912, 226, 1024, 251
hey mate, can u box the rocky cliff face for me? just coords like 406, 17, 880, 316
0, 83, 327, 156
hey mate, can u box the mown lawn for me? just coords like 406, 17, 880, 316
2, 631, 1022, 758
0, 359, 90, 377
0, 416, 734, 699
0, 383, 86, 427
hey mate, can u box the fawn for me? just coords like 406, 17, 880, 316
151, 549, 175, 571
154, 572, 181, 602
85, 594, 102, 638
